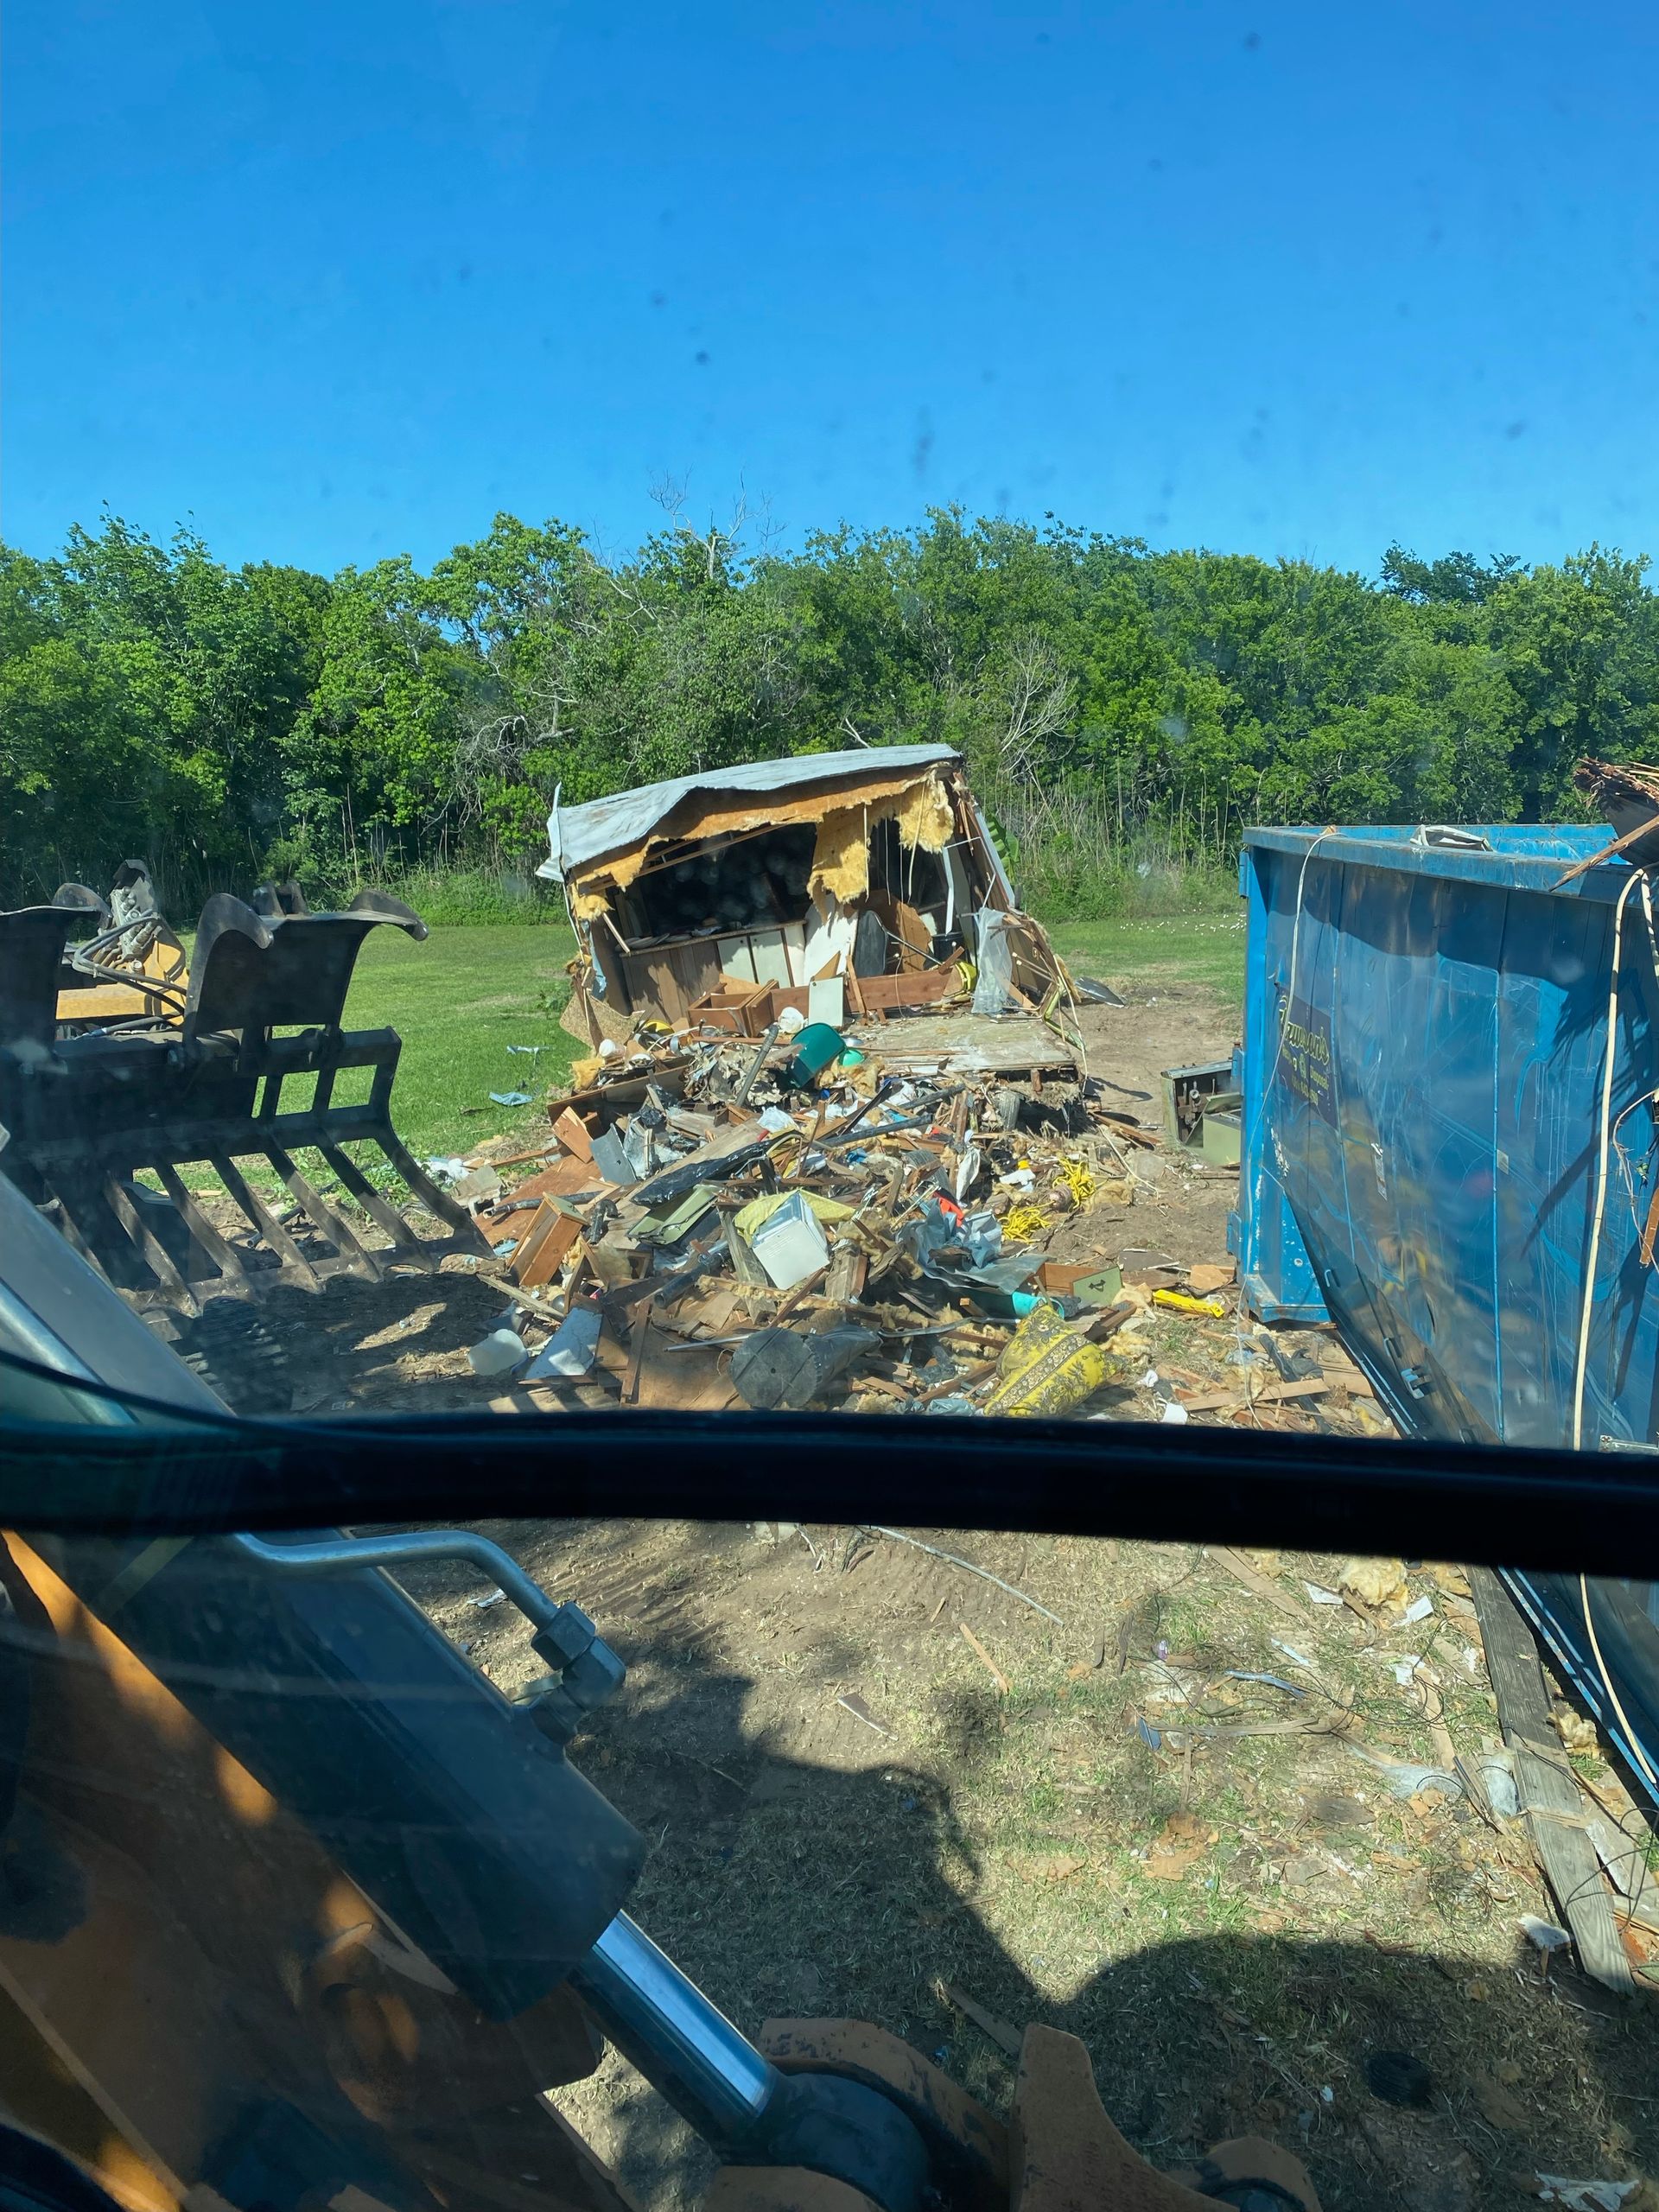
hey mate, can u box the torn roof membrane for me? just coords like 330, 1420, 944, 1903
538, 743, 963, 900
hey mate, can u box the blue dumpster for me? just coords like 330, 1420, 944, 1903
1230, 823, 1659, 1796
1231, 821, 1659, 1447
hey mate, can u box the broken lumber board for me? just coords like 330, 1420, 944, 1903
544, 1059, 691, 1122
632, 1336, 739, 1413
823, 1242, 868, 1304
960, 1622, 1010, 1694
511, 1198, 585, 1289
1470, 1567, 1634, 1993
1205, 1546, 1314, 1621
552, 1107, 594, 1161
505, 1155, 600, 1205
486, 1142, 564, 1170
854, 967, 963, 1013
1319, 1365, 1376, 1398
935, 1980, 1022, 2059
1179, 1378, 1329, 1414
477, 1205, 534, 1249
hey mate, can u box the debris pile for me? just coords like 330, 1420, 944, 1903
426, 1011, 1382, 1429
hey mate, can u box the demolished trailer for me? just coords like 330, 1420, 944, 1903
537, 745, 1083, 1081
1230, 820, 1659, 1800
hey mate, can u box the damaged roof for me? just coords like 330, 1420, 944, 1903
538, 743, 961, 883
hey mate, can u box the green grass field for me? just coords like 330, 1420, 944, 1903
1048, 912, 1246, 1003
350, 925, 586, 1161
353, 909, 1247, 1160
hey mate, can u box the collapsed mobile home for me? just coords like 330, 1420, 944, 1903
538, 744, 1084, 1080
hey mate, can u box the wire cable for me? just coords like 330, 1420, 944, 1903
1572, 868, 1646, 1451
1579, 1569, 1659, 1802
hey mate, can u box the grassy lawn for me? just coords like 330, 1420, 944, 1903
341, 907, 1246, 1160
1048, 912, 1246, 1002
349, 922, 582, 1160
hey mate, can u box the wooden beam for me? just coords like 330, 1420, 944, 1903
1552, 806, 1659, 887
1470, 1568, 1634, 1992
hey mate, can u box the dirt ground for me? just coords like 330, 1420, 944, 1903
386, 1519, 1659, 2212
1048, 979, 1243, 1269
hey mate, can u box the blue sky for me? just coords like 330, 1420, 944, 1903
6, 1, 1657, 579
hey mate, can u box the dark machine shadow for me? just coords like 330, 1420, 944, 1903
568, 1624, 1658, 2212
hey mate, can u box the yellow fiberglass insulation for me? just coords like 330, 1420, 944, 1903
566, 766, 956, 921
807, 772, 955, 906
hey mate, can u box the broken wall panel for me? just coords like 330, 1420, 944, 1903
550, 750, 961, 918
544, 745, 1070, 1043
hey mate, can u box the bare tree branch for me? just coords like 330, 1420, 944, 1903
651, 471, 751, 580
989, 632, 1077, 804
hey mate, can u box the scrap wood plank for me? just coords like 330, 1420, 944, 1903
622, 1296, 657, 1406
1101, 1116, 1159, 1149
1205, 1546, 1314, 1622
934, 1980, 1022, 2059
960, 1622, 1010, 1694
1552, 805, 1659, 888
1326, 1368, 1376, 1399
508, 1155, 601, 1205
552, 1107, 595, 1162
488, 1142, 564, 1170
1179, 1378, 1329, 1414
511, 1198, 585, 1288
855, 967, 963, 1014
1469, 1567, 1634, 1992
632, 1332, 738, 1413
544, 1060, 691, 1122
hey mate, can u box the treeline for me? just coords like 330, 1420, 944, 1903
5, 505, 1658, 917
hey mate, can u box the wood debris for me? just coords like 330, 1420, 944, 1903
959, 1622, 1011, 1694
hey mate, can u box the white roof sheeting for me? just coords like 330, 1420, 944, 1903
537, 744, 960, 882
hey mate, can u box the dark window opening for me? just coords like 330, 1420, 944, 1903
868, 817, 948, 913
616, 825, 817, 944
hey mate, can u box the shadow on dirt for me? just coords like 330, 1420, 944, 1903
565, 1640, 1657, 2212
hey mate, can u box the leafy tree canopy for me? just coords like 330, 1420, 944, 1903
4, 505, 1655, 909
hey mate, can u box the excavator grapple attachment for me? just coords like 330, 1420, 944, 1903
0, 886, 484, 1317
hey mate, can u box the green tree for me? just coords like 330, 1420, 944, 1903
1484, 550, 1659, 817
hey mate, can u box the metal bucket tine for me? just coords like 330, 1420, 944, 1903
5, 887, 491, 1319
265, 1146, 382, 1281
49, 1173, 140, 1282
39, 1177, 110, 1278
104, 1176, 201, 1318
374, 1128, 480, 1236
315, 1141, 431, 1266
209, 1151, 321, 1290
155, 1163, 249, 1289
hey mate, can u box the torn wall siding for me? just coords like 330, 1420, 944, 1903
539, 743, 957, 884
542, 747, 962, 918
540, 747, 1058, 1061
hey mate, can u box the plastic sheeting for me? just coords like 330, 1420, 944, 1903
970, 908, 1018, 1015
1231, 821, 1659, 1798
